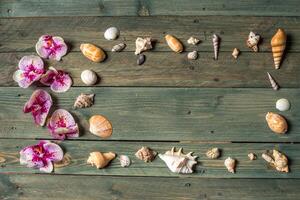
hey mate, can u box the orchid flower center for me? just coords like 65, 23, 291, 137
43, 36, 62, 56
23, 64, 44, 81
57, 116, 67, 127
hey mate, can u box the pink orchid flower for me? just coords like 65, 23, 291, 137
36, 35, 67, 61
40, 67, 72, 93
20, 140, 63, 173
24, 89, 52, 126
47, 109, 79, 140
13, 55, 45, 88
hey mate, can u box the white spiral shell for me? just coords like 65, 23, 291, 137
119, 155, 131, 167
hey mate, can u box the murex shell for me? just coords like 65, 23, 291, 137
89, 115, 113, 138
119, 155, 131, 167
87, 151, 116, 169
246, 31, 260, 52
206, 147, 220, 159
265, 112, 288, 134
135, 37, 153, 55
74, 93, 95, 109
262, 150, 289, 173
276, 98, 290, 112
159, 147, 197, 174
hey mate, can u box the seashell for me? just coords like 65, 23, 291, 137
104, 27, 119, 40
206, 148, 220, 159
187, 37, 200, 45
276, 98, 290, 112
0, 156, 6, 163
212, 34, 219, 60
262, 150, 289, 173
246, 31, 260, 52
89, 115, 113, 138
135, 37, 153, 55
232, 48, 240, 59
87, 151, 116, 169
224, 157, 236, 173
267, 72, 279, 90
74, 93, 95, 109
165, 34, 183, 53
271, 29, 287, 69
80, 43, 106, 62
112, 43, 126, 52
187, 51, 198, 60
265, 112, 288, 134
135, 147, 157, 162
119, 155, 131, 167
248, 153, 257, 160
81, 69, 98, 86
137, 54, 146, 65
159, 147, 197, 174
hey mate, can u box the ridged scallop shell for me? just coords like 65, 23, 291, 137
212, 34, 219, 60
232, 48, 240, 59
87, 151, 116, 169
80, 43, 106, 62
246, 32, 260, 52
206, 148, 220, 159
135, 147, 157, 162
119, 155, 131, 167
81, 70, 98, 86
271, 29, 287, 69
158, 147, 198, 174
73, 93, 95, 109
224, 157, 236, 173
276, 98, 290, 111
89, 115, 113, 138
265, 112, 288, 134
262, 150, 289, 173
112, 43, 126, 52
187, 51, 198, 60
187, 37, 200, 45
135, 37, 153, 55
165, 34, 183, 53
267, 72, 279, 91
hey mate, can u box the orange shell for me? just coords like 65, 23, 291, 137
80, 43, 106, 62
165, 34, 183, 53
271, 29, 287, 69
87, 151, 116, 169
265, 112, 288, 134
89, 115, 113, 138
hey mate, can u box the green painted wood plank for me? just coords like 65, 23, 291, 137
1, 0, 300, 17
1, 52, 299, 87
0, 87, 299, 142
0, 139, 299, 178
1, 175, 300, 200
1, 16, 299, 52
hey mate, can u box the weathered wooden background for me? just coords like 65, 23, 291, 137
0, 0, 299, 199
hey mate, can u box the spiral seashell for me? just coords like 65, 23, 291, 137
187, 51, 198, 60
206, 148, 220, 159
119, 155, 131, 167
81, 70, 98, 86
135, 37, 153, 55
246, 31, 260, 52
80, 43, 106, 62
135, 147, 157, 162
89, 115, 113, 138
87, 151, 116, 169
212, 34, 219, 60
224, 157, 236, 173
248, 153, 257, 161
265, 112, 288, 134
262, 150, 289, 173
232, 48, 240, 59
271, 29, 287, 69
187, 37, 200, 45
112, 43, 126, 52
165, 34, 183, 53
267, 72, 279, 91
73, 93, 95, 109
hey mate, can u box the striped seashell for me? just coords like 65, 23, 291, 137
271, 29, 287, 69
112, 43, 126, 52
212, 34, 219, 60
267, 72, 279, 90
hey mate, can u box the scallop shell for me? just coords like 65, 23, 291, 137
271, 29, 287, 69
74, 93, 95, 109
232, 48, 240, 59
212, 34, 219, 60
187, 37, 200, 45
246, 31, 260, 52
135, 37, 153, 55
187, 51, 198, 60
262, 150, 289, 173
248, 153, 257, 160
89, 115, 113, 138
206, 148, 220, 159
112, 43, 126, 52
159, 147, 197, 174
80, 43, 106, 62
119, 155, 131, 167
224, 157, 236, 173
87, 151, 116, 169
104, 27, 119, 40
135, 146, 157, 162
81, 70, 98, 86
137, 54, 146, 65
165, 34, 183, 53
276, 98, 290, 111
267, 72, 279, 91
265, 112, 288, 134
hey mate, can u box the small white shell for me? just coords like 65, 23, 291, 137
104, 27, 119, 40
248, 153, 257, 160
187, 51, 198, 60
81, 70, 98, 86
224, 157, 236, 173
187, 37, 200, 45
276, 98, 290, 111
119, 155, 131, 167
232, 48, 240, 59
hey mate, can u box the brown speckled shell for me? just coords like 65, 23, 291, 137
265, 112, 288, 134
80, 43, 106, 62
89, 115, 113, 138
165, 34, 183, 53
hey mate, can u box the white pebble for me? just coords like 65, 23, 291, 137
104, 27, 119, 40
276, 98, 290, 111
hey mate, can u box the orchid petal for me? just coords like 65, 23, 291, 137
51, 72, 72, 93
43, 142, 64, 162
39, 159, 54, 173
18, 55, 44, 71
40, 68, 57, 86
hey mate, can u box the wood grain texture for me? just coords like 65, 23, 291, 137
1, 52, 299, 87
0, 16, 299, 53
0, 139, 299, 178
1, 174, 300, 200
0, 87, 299, 142
1, 0, 300, 17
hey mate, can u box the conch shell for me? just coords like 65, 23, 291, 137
246, 31, 260, 52
135, 147, 157, 162
80, 43, 106, 62
87, 151, 116, 169
206, 148, 220, 159
265, 112, 288, 134
135, 37, 152, 55
165, 34, 183, 53
267, 72, 279, 90
271, 29, 287, 69
89, 115, 113, 138
224, 157, 236, 173
159, 147, 197, 174
74, 93, 95, 109
212, 34, 219, 60
262, 150, 289, 173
